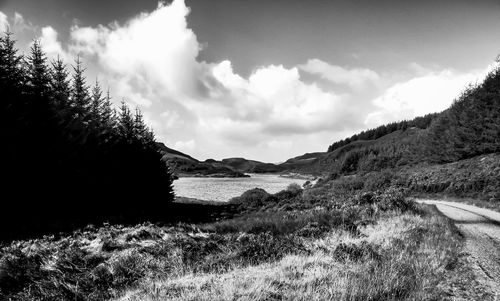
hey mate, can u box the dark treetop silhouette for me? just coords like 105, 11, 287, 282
0, 32, 174, 241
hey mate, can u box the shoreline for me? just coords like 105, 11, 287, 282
174, 171, 317, 180
278, 172, 317, 181
174, 196, 224, 206
174, 172, 250, 178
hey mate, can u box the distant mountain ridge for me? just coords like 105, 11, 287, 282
157, 144, 283, 177
221, 157, 284, 173
156, 142, 198, 162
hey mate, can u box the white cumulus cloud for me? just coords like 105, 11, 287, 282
365, 67, 491, 128
35, 0, 362, 161
0, 11, 9, 32
69, 0, 201, 102
40, 26, 70, 61
299, 58, 381, 89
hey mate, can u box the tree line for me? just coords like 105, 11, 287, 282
0, 32, 174, 240
331, 65, 500, 174
327, 113, 438, 153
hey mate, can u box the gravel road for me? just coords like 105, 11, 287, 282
419, 200, 500, 299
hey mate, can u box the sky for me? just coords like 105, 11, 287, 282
1, 0, 499, 162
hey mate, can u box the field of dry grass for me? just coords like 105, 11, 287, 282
0, 180, 464, 300
117, 206, 461, 301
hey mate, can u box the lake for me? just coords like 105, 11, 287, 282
173, 174, 308, 202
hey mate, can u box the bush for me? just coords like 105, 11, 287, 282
229, 188, 270, 210
333, 176, 365, 192
377, 188, 415, 212
363, 169, 395, 191
286, 183, 303, 194
355, 192, 377, 205
340, 149, 364, 173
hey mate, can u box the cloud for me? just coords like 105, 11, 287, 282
13, 12, 34, 32
40, 26, 70, 61
69, 1, 201, 101
299, 58, 381, 89
267, 139, 293, 150
35, 0, 366, 161
0, 11, 9, 32
0, 12, 35, 33
210, 62, 353, 135
174, 139, 196, 153
32, 0, 494, 161
365, 67, 490, 127
14, 13, 24, 26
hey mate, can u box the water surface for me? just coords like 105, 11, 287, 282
173, 174, 307, 202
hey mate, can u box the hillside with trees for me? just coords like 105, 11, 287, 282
326, 113, 438, 153
0, 33, 174, 240
285, 65, 500, 180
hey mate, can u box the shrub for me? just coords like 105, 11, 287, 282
340, 149, 364, 173
377, 188, 415, 212
363, 169, 395, 191
229, 188, 270, 210
355, 192, 377, 205
286, 183, 303, 194
333, 176, 365, 192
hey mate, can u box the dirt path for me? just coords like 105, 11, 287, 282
419, 200, 500, 299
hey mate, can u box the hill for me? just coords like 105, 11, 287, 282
283, 65, 500, 179
157, 145, 284, 177
221, 157, 284, 173
156, 142, 198, 161
280, 128, 421, 175
158, 149, 248, 178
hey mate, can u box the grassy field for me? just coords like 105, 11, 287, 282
118, 207, 460, 301
0, 178, 464, 300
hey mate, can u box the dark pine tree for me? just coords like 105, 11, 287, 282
133, 107, 148, 140
50, 56, 71, 110
118, 100, 135, 141
91, 79, 103, 116
71, 56, 90, 120
26, 40, 52, 99
100, 88, 116, 129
